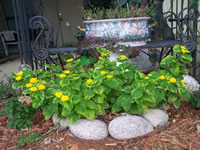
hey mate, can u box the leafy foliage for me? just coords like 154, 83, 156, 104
82, 0, 157, 20
0, 97, 36, 129
10, 45, 192, 124
16, 130, 52, 148
190, 90, 200, 108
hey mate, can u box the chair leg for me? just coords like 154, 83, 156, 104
2, 40, 9, 56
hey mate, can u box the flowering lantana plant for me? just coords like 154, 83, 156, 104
11, 45, 192, 124
82, 0, 157, 20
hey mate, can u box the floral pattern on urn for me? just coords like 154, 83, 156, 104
84, 17, 150, 44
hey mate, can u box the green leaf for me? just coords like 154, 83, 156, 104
95, 95, 104, 103
135, 71, 145, 80
32, 91, 45, 109
131, 87, 143, 99
168, 94, 178, 104
83, 100, 96, 109
113, 68, 122, 75
160, 56, 177, 68
72, 95, 82, 104
104, 79, 120, 90
180, 54, 192, 64
154, 89, 165, 102
12, 82, 24, 89
74, 66, 85, 73
173, 99, 181, 109
84, 90, 95, 100
123, 86, 132, 94
75, 104, 87, 115
22, 89, 30, 94
93, 86, 104, 95
43, 102, 58, 120
70, 74, 80, 80
71, 81, 81, 91
61, 107, 71, 117
178, 88, 190, 101
59, 79, 70, 88
68, 113, 80, 124
62, 101, 73, 111
128, 103, 142, 115
111, 103, 122, 112
145, 84, 156, 95
83, 109, 95, 120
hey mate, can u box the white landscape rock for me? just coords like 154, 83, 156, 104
108, 116, 153, 140
60, 118, 70, 128
69, 119, 108, 140
183, 75, 200, 93
142, 109, 169, 127
52, 114, 60, 125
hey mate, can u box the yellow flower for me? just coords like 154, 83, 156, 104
120, 55, 126, 60
38, 84, 46, 90
30, 87, 37, 92
30, 78, 38, 84
99, 56, 103, 60
181, 46, 189, 54
180, 80, 185, 86
66, 58, 74, 63
169, 78, 177, 83
17, 71, 23, 76
148, 74, 152, 77
59, 74, 66, 78
26, 83, 32, 88
64, 70, 70, 74
101, 53, 108, 57
87, 79, 93, 84
100, 71, 107, 75
61, 95, 69, 102
16, 76, 22, 81
159, 76, 166, 80
55, 92, 63, 98
145, 77, 149, 80
106, 75, 113, 79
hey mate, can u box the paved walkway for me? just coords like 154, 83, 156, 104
0, 58, 21, 79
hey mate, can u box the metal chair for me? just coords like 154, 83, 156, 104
0, 31, 18, 56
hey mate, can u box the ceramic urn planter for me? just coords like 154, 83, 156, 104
84, 17, 151, 47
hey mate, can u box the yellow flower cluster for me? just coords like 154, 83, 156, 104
148, 74, 152, 77
169, 78, 176, 83
100, 71, 107, 75
145, 77, 149, 80
55, 92, 69, 102
106, 75, 113, 79
181, 46, 189, 54
15, 71, 23, 81
26, 83, 32, 88
101, 53, 108, 57
30, 87, 37, 92
64, 70, 70, 74
66, 58, 74, 63
99, 57, 103, 60
159, 75, 166, 80
120, 55, 126, 60
87, 79, 93, 84
59, 74, 66, 78
38, 84, 46, 90
30, 78, 38, 83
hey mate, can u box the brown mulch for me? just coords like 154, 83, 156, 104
0, 101, 199, 150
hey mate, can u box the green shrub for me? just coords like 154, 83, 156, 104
190, 90, 200, 108
10, 45, 192, 124
0, 97, 36, 129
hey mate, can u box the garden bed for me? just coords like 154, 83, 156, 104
0, 101, 199, 149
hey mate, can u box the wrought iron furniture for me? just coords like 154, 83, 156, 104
0, 31, 18, 56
